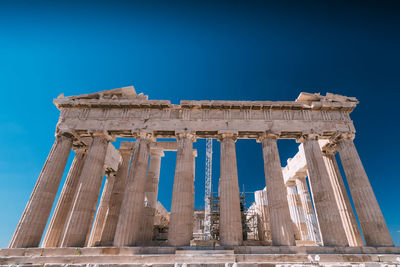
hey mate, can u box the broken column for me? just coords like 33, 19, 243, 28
141, 148, 164, 243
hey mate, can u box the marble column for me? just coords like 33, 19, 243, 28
98, 146, 133, 246
60, 135, 109, 247
302, 136, 348, 246
168, 133, 195, 246
321, 148, 363, 247
286, 183, 308, 241
191, 149, 197, 233
295, 176, 320, 243
9, 134, 73, 248
114, 134, 152, 246
337, 137, 394, 247
42, 148, 87, 248
254, 190, 271, 242
88, 171, 116, 246
218, 133, 243, 246
140, 149, 164, 243
260, 135, 295, 246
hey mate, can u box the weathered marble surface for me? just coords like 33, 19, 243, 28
7, 86, 396, 267
54, 87, 357, 139
1, 246, 400, 266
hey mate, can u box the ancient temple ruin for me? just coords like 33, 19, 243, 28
1, 86, 399, 266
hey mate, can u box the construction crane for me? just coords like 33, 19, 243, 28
203, 138, 213, 239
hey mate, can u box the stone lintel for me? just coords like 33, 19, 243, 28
63, 123, 355, 140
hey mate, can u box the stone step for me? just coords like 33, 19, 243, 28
175, 250, 234, 255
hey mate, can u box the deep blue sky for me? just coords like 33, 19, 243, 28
0, 0, 399, 247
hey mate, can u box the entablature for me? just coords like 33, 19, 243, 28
54, 88, 358, 140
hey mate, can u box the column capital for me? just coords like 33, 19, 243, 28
72, 144, 88, 154
90, 130, 114, 141
321, 143, 338, 156
175, 131, 196, 141
72, 137, 93, 154
296, 133, 320, 143
217, 131, 238, 141
136, 131, 155, 141
55, 125, 78, 139
256, 132, 280, 142
338, 132, 355, 141
55, 129, 76, 140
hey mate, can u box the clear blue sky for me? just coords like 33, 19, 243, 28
0, 0, 399, 247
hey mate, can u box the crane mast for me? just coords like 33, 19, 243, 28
203, 138, 213, 239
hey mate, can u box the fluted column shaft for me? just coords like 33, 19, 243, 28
88, 172, 116, 246
261, 136, 295, 246
60, 135, 109, 247
114, 136, 151, 246
9, 135, 72, 248
254, 190, 271, 242
141, 149, 164, 243
322, 151, 363, 246
168, 133, 195, 246
98, 149, 132, 246
42, 150, 87, 247
286, 185, 308, 241
191, 149, 197, 236
295, 177, 320, 243
218, 134, 243, 246
337, 138, 394, 247
302, 138, 348, 246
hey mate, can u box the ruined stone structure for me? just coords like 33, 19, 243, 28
1, 86, 399, 266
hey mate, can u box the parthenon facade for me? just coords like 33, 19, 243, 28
2, 86, 398, 266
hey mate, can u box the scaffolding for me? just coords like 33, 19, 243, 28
209, 195, 220, 240
203, 138, 213, 240
205, 190, 260, 242
240, 191, 260, 241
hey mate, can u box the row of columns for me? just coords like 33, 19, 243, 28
295, 176, 321, 243
282, 135, 394, 247
9, 131, 394, 248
